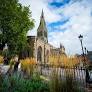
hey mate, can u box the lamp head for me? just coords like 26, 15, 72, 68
78, 34, 83, 41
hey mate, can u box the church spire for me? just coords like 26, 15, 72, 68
41, 9, 44, 18
37, 10, 48, 42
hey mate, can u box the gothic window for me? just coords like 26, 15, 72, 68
37, 46, 42, 62
46, 50, 49, 63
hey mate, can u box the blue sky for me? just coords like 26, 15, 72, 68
19, 0, 92, 55
49, 0, 70, 8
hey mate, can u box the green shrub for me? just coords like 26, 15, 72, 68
0, 74, 3, 92
0, 74, 49, 92
0, 68, 86, 92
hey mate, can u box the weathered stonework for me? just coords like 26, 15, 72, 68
28, 10, 66, 63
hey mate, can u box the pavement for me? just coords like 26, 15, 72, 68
0, 64, 10, 74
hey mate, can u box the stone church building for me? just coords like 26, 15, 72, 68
27, 10, 66, 64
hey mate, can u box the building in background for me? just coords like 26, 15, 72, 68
28, 10, 66, 64
87, 51, 92, 65
51, 44, 66, 56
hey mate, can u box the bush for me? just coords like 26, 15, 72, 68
0, 74, 3, 92
0, 74, 49, 92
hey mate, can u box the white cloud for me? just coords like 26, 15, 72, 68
19, 0, 61, 36
48, 0, 92, 55
19, 0, 92, 55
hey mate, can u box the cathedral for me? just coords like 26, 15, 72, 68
28, 10, 66, 64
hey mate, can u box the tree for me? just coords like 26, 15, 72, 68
0, 0, 34, 57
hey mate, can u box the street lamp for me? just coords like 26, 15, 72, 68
87, 50, 89, 54
84, 47, 87, 55
78, 34, 85, 65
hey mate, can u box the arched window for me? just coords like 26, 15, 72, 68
46, 50, 49, 63
37, 46, 42, 62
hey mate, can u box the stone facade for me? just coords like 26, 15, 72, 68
28, 10, 66, 63
87, 51, 92, 65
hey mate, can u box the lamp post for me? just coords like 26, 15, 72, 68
84, 47, 87, 55
78, 34, 85, 66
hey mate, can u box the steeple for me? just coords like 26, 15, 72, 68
41, 9, 44, 18
37, 10, 48, 43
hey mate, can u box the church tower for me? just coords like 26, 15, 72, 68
60, 43, 65, 54
37, 10, 48, 43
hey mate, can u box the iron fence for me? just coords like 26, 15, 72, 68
37, 64, 89, 86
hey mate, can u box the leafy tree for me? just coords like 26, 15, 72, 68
0, 0, 34, 57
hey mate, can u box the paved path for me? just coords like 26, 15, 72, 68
0, 64, 10, 74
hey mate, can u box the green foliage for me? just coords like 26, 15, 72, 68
0, 74, 49, 92
49, 69, 62, 92
0, 0, 34, 57
0, 69, 86, 92
0, 74, 3, 92
49, 69, 86, 92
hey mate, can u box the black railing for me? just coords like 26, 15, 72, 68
37, 64, 92, 87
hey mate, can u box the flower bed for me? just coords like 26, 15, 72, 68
0, 74, 49, 92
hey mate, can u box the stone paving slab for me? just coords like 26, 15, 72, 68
0, 64, 10, 74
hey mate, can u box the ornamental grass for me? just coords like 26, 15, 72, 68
0, 55, 3, 64
21, 58, 37, 77
49, 68, 86, 92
